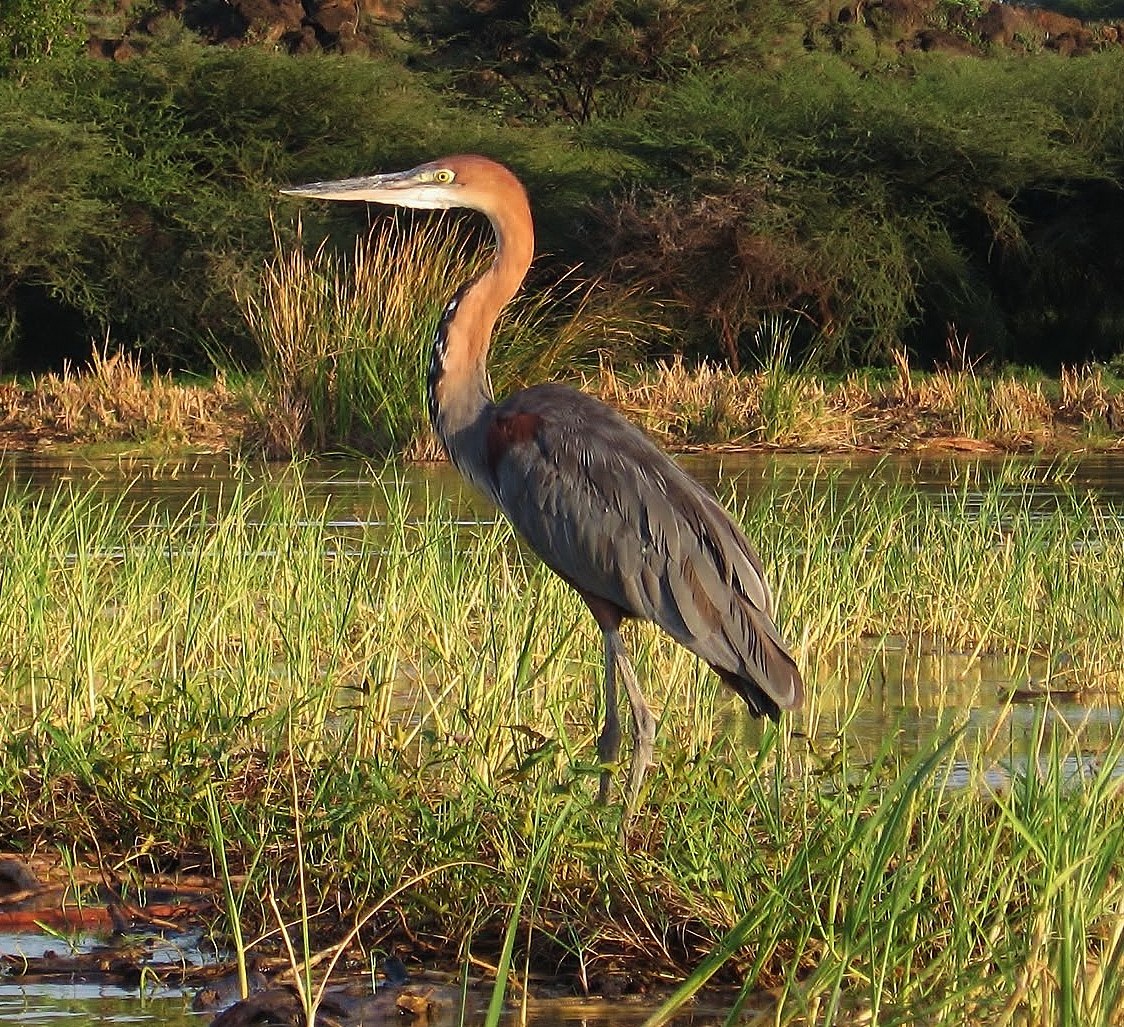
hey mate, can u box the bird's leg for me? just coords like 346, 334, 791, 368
596, 630, 621, 804
607, 629, 657, 817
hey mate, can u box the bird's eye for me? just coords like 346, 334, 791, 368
433, 169, 455, 184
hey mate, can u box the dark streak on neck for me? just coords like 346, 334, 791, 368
427, 276, 479, 432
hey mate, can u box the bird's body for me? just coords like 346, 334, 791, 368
283, 155, 803, 815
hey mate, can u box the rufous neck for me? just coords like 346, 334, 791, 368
459, 200, 536, 369
429, 190, 534, 438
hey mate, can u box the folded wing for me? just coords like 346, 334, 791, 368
484, 383, 803, 718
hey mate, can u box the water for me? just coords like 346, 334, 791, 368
0, 930, 201, 1026
0, 933, 728, 1027
4, 449, 1124, 522
2, 448, 1123, 1024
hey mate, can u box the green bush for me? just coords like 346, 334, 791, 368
598, 51, 1124, 367
0, 38, 511, 369
1043, 0, 1124, 18
408, 0, 814, 124
0, 0, 84, 67
2, 16, 1124, 376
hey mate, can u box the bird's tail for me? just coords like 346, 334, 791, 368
710, 627, 804, 721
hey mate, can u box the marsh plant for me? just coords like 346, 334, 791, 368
242, 215, 647, 457
1, 464, 1123, 1022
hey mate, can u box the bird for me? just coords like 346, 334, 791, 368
281, 155, 803, 819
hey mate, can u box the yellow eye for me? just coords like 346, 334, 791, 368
433, 168, 455, 184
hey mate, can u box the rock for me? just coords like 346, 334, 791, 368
192, 968, 271, 1012
914, 27, 979, 55
976, 4, 1022, 47
234, 0, 305, 43
208, 986, 304, 1026
308, 0, 359, 37
0, 858, 39, 897
975, 1, 1089, 50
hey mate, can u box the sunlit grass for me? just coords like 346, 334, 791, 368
588, 354, 1124, 452
0, 344, 1119, 456
0, 345, 244, 451
240, 215, 649, 458
0, 466, 1123, 1022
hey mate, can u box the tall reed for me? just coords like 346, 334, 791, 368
241, 216, 648, 457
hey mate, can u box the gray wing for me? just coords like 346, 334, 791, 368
485, 383, 803, 714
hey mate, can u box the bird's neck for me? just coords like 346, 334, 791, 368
428, 199, 534, 477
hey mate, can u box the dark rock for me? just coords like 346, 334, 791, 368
914, 27, 979, 55
0, 859, 39, 897
234, 0, 305, 42
975, 1, 1088, 49
208, 985, 304, 1027
193, 968, 271, 1012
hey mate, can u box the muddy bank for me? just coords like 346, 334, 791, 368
0, 854, 713, 1025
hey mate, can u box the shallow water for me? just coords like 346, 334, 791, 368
4, 447, 1124, 519
2, 447, 1122, 1024
0, 933, 728, 1027
0, 929, 201, 1026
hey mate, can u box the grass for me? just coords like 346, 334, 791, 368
0, 463, 1123, 1022
588, 352, 1124, 453
0, 334, 1121, 457
240, 213, 650, 459
0, 346, 247, 451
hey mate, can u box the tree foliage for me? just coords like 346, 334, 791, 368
0, 9, 1123, 371
0, 0, 85, 67
408, 0, 813, 124
0, 40, 512, 368
598, 53, 1124, 367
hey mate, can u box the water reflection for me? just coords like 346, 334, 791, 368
0, 930, 203, 1025
0, 992, 195, 1026
3, 449, 1124, 523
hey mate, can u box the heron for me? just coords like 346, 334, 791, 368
281, 155, 803, 818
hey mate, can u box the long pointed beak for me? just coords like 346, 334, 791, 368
279, 169, 417, 203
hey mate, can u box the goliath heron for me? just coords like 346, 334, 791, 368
282, 155, 803, 816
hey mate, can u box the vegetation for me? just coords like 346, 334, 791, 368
0, 39, 565, 370
241, 213, 646, 456
0, 3, 1123, 374
605, 52, 1124, 367
0, 466, 1122, 1021
1051, 0, 1124, 18
2, 338, 1121, 455
3, 5, 1123, 1020
0, 0, 84, 67
407, 0, 815, 125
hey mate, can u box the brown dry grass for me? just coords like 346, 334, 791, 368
589, 357, 860, 449
0, 346, 247, 451
0, 346, 1121, 456
584, 355, 1124, 453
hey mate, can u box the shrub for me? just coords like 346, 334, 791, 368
407, 0, 814, 124
242, 213, 651, 456
0, 38, 506, 370
0, 0, 84, 67
598, 51, 1124, 367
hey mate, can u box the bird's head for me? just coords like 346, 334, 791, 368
280, 154, 525, 217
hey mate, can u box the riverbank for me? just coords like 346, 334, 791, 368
1, 350, 1122, 458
